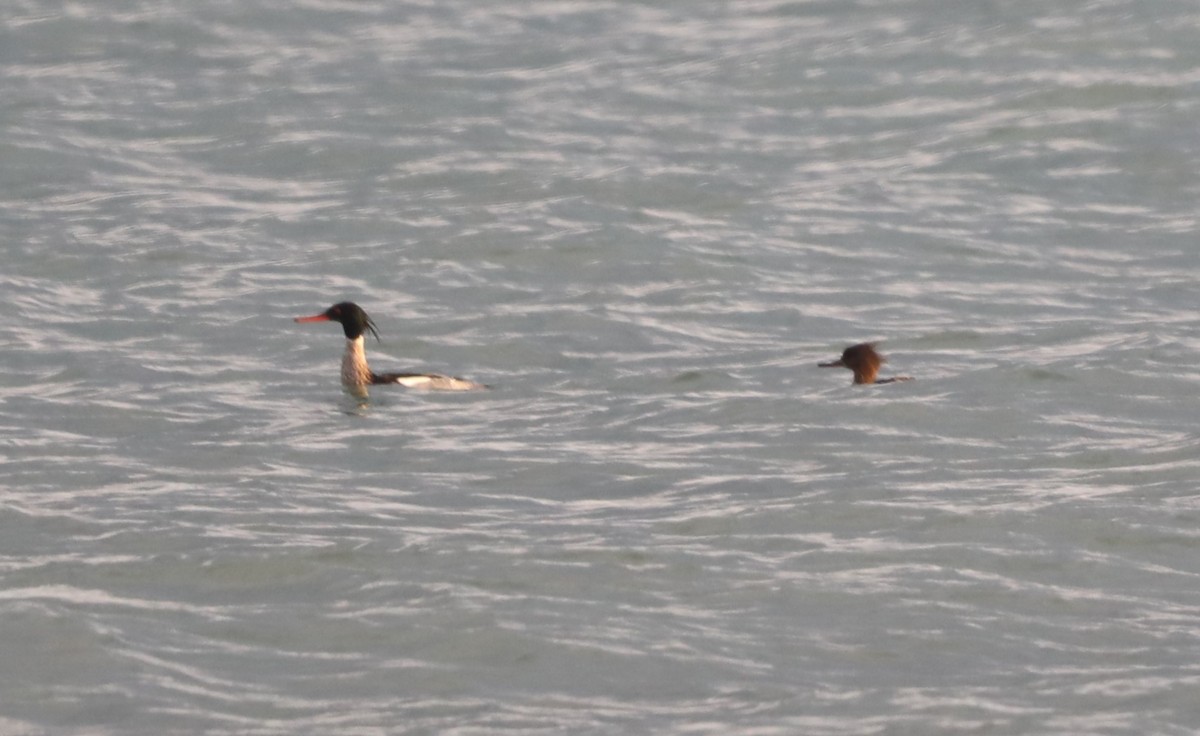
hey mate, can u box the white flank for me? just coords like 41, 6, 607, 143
392, 374, 487, 391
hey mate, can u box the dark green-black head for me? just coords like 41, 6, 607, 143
294, 301, 381, 341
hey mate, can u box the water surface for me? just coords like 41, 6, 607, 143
2, 1, 1199, 733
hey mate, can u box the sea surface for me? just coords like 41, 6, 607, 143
2, 1, 1199, 733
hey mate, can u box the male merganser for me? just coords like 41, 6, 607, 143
294, 302, 487, 394
819, 343, 912, 385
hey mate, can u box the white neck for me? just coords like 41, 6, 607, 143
341, 336, 372, 388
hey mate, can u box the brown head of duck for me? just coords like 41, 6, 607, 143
819, 343, 912, 385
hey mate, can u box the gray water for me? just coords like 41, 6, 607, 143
2, 0, 1199, 733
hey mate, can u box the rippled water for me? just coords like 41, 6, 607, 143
3, 0, 1199, 733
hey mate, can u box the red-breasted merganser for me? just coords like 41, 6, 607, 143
819, 343, 912, 385
294, 302, 487, 394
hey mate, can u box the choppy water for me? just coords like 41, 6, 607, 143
3, 0, 1200, 733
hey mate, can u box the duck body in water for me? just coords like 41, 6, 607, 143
294, 302, 488, 396
819, 343, 912, 385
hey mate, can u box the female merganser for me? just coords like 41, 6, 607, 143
294, 302, 487, 394
819, 343, 912, 385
